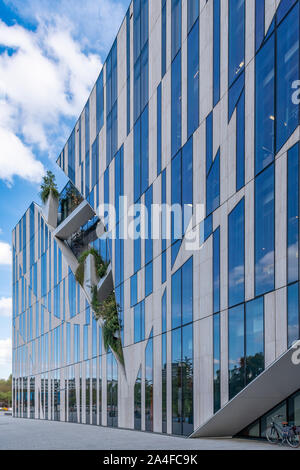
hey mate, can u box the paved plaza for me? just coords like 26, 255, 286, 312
0, 412, 294, 450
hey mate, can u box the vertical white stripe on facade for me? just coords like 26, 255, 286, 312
264, 291, 276, 367
265, 0, 277, 34
245, 60, 255, 185
117, 19, 127, 150
90, 85, 97, 147
149, 0, 161, 101
220, 309, 229, 408
148, 93, 157, 186
199, 315, 214, 426
275, 152, 287, 290
199, 0, 213, 124
275, 287, 288, 358
245, 180, 255, 301
245, 0, 255, 67
220, 0, 228, 103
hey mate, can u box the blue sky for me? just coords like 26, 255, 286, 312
0, 0, 129, 379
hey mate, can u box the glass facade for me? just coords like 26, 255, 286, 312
13, 0, 300, 439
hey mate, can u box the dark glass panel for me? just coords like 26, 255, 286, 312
228, 198, 245, 308
245, 297, 264, 385
255, 35, 275, 175
255, 165, 275, 296
229, 304, 245, 399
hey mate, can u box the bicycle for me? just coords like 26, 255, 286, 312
266, 415, 300, 448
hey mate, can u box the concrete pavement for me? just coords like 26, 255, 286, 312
0, 412, 292, 450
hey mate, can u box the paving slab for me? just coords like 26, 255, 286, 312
0, 412, 294, 451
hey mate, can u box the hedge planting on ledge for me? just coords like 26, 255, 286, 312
75, 248, 108, 287
91, 287, 124, 366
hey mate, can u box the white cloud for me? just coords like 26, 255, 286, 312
0, 242, 12, 265
0, 338, 12, 378
0, 127, 44, 184
0, 298, 12, 318
0, 14, 102, 183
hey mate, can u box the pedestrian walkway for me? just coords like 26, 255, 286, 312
0, 412, 291, 450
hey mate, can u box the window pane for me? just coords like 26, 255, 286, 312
134, 119, 141, 202
131, 274, 137, 307
245, 297, 264, 385
145, 334, 153, 432
236, 91, 245, 191
255, 0, 265, 51
172, 328, 182, 435
141, 0, 148, 50
172, 0, 182, 60
162, 332, 167, 432
213, 228, 220, 314
229, 304, 245, 399
187, 0, 199, 32
162, 0, 167, 77
288, 390, 300, 426
276, 3, 299, 152
287, 143, 299, 284
213, 0, 221, 105
277, 0, 298, 26
206, 112, 213, 173
213, 314, 221, 413
134, 368, 142, 430
228, 0, 245, 86
134, 304, 141, 343
182, 137, 193, 233
206, 150, 220, 216
182, 257, 193, 325
171, 150, 182, 242
141, 105, 149, 195
96, 72, 104, 133
187, 20, 199, 138
162, 289, 167, 333
228, 198, 245, 308
172, 268, 181, 330
145, 186, 153, 266
255, 164, 275, 296
141, 44, 149, 112
255, 35, 275, 175
157, 84, 162, 175
288, 283, 299, 348
171, 51, 182, 157
182, 324, 193, 436
261, 402, 287, 438
134, 0, 141, 62
145, 262, 153, 297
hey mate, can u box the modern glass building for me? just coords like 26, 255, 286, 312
12, 0, 300, 438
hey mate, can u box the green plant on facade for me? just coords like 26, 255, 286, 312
40, 170, 60, 204
75, 248, 108, 287
91, 287, 124, 366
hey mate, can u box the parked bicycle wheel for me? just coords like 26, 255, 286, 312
266, 426, 280, 444
287, 432, 300, 448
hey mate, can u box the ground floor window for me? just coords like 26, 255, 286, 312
107, 351, 118, 428
238, 390, 300, 438
172, 324, 193, 436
